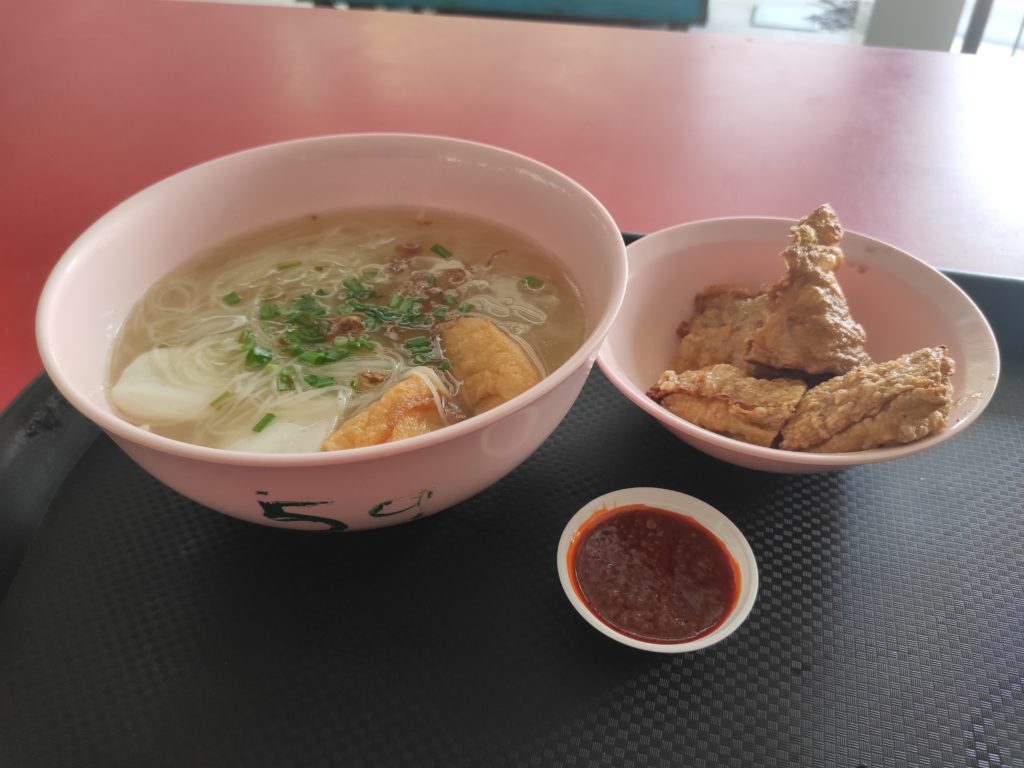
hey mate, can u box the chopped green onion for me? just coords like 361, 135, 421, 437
245, 345, 274, 368
277, 366, 296, 391
458, 302, 474, 313
259, 303, 281, 320
522, 276, 545, 289
209, 391, 233, 408
314, 288, 330, 297
334, 335, 375, 351
342, 277, 374, 300
276, 259, 301, 270
404, 336, 431, 349
223, 291, 242, 305
238, 329, 255, 346
411, 353, 429, 366
427, 274, 438, 286
298, 349, 327, 365
442, 294, 457, 306
433, 307, 448, 318
389, 294, 403, 309
431, 244, 453, 259
398, 297, 415, 314
362, 269, 378, 278
252, 413, 276, 433
304, 374, 335, 389
435, 361, 449, 372
322, 349, 350, 363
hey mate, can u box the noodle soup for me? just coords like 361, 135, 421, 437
108, 207, 587, 453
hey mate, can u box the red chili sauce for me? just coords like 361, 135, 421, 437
569, 504, 740, 644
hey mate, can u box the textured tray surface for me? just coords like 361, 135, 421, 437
1, 281, 1022, 767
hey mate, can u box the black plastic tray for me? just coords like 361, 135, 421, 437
1, 267, 1022, 768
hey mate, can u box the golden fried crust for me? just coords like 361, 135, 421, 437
779, 346, 954, 452
438, 316, 541, 413
322, 371, 447, 450
649, 364, 807, 447
746, 204, 871, 376
673, 285, 769, 375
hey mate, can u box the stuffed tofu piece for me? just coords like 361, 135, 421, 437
322, 368, 449, 451
438, 316, 541, 413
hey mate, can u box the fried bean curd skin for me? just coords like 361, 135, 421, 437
779, 346, 954, 452
746, 204, 871, 376
649, 364, 807, 447
322, 368, 448, 450
438, 316, 541, 413
673, 286, 769, 375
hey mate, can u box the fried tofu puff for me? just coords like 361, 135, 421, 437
649, 364, 807, 447
322, 368, 448, 451
438, 316, 541, 413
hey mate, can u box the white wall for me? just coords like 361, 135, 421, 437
864, 0, 967, 50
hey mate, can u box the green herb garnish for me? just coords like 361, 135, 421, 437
431, 244, 453, 259
334, 335, 375, 351
209, 391, 233, 408
298, 349, 327, 365
223, 291, 242, 305
252, 413, 276, 433
403, 336, 431, 350
259, 303, 281, 320
276, 366, 296, 391
344, 299, 430, 331
304, 374, 335, 389
522, 276, 545, 289
458, 302, 474, 313
342, 277, 374, 300
245, 345, 274, 368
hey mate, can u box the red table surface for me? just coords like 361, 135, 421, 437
2, 0, 1023, 410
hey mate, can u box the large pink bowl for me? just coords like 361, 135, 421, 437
37, 134, 627, 530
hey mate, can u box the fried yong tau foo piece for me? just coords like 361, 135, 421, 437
673, 286, 768, 375
746, 204, 871, 376
779, 346, 954, 452
649, 364, 807, 447
322, 368, 448, 450
438, 316, 541, 413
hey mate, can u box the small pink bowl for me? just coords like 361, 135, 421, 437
597, 217, 999, 473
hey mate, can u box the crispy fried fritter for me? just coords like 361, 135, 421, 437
673, 286, 769, 375
649, 364, 807, 447
746, 204, 871, 376
779, 346, 954, 452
